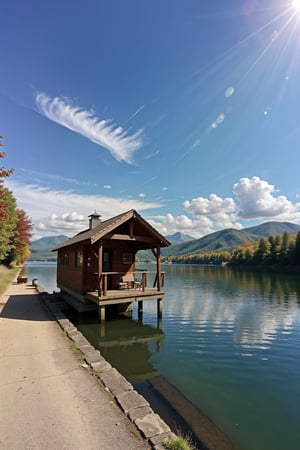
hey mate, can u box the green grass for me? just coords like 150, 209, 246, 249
69, 341, 86, 361
164, 436, 195, 450
0, 265, 19, 296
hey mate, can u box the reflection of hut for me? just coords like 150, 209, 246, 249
78, 318, 165, 381
53, 209, 170, 320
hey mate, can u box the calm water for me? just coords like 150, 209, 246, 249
25, 262, 300, 450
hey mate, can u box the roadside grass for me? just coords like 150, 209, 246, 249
0, 265, 19, 296
69, 341, 86, 361
164, 435, 195, 450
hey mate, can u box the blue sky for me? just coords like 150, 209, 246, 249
1, 0, 300, 239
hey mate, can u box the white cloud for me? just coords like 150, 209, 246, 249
7, 176, 300, 241
147, 177, 300, 239
233, 176, 300, 221
7, 180, 162, 238
184, 193, 236, 216
183, 193, 238, 231
35, 92, 143, 164
147, 214, 213, 238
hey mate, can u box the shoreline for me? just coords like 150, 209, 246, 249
39, 287, 239, 450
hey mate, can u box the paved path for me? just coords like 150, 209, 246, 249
0, 278, 151, 450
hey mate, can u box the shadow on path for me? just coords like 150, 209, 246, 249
0, 292, 54, 322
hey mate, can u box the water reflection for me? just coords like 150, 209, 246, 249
26, 262, 300, 450
75, 316, 165, 381
162, 265, 300, 351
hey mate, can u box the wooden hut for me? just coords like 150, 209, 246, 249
53, 209, 170, 320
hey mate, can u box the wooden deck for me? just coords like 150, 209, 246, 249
86, 287, 165, 306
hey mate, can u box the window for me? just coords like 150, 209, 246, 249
59, 252, 69, 266
122, 252, 133, 264
75, 250, 83, 267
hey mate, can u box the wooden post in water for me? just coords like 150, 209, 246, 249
138, 300, 143, 321
157, 298, 163, 317
99, 304, 105, 322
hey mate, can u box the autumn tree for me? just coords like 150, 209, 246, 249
5, 209, 32, 265
0, 185, 18, 261
0, 136, 32, 265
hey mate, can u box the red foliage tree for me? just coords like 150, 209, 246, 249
12, 209, 33, 264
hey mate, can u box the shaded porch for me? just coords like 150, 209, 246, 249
86, 270, 165, 322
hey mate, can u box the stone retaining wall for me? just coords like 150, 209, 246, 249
38, 289, 177, 450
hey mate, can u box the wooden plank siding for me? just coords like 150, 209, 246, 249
53, 209, 170, 307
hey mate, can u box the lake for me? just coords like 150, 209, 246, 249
25, 262, 300, 450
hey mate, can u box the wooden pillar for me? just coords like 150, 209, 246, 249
157, 298, 163, 316
138, 300, 143, 321
156, 246, 161, 291
99, 304, 105, 322
100, 321, 106, 337
98, 241, 103, 296
82, 246, 88, 293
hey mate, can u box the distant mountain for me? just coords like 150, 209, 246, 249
28, 222, 300, 261
162, 222, 300, 258
243, 221, 300, 237
166, 232, 195, 244
29, 235, 68, 260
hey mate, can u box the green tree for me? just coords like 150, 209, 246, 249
279, 232, 290, 265
253, 237, 271, 264
0, 137, 32, 265
294, 231, 300, 265
0, 185, 18, 262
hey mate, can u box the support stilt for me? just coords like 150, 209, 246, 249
157, 298, 163, 316
99, 305, 105, 322
138, 300, 143, 321
100, 321, 106, 337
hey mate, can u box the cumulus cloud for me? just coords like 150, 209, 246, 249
148, 177, 300, 239
8, 176, 300, 240
233, 176, 300, 221
35, 92, 143, 164
183, 193, 239, 231
147, 214, 214, 238
7, 180, 161, 238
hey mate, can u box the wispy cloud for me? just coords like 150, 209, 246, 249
35, 92, 143, 164
7, 180, 162, 238
122, 105, 145, 126
19, 168, 91, 187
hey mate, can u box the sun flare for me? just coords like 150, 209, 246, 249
292, 0, 300, 10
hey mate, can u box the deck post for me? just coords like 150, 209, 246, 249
99, 304, 106, 322
155, 246, 161, 291
98, 242, 103, 297
138, 300, 143, 320
100, 321, 106, 337
157, 298, 163, 316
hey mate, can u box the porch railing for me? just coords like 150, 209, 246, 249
94, 271, 165, 297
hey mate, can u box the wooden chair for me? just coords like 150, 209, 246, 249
118, 273, 141, 290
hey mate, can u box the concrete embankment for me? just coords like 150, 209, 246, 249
0, 277, 177, 450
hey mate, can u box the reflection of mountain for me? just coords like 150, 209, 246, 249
76, 317, 164, 381
163, 265, 300, 350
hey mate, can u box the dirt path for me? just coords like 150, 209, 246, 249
0, 279, 151, 450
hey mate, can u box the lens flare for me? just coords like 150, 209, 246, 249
292, 0, 300, 10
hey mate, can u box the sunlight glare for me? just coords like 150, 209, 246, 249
292, 0, 300, 11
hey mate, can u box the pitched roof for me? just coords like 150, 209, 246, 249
52, 209, 170, 251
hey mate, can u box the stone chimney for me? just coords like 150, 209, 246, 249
89, 211, 102, 229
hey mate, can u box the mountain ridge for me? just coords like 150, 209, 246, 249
28, 222, 300, 261
161, 221, 300, 257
